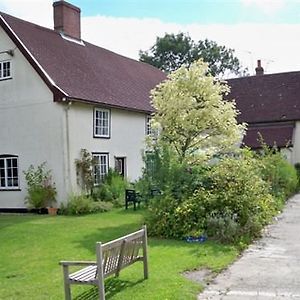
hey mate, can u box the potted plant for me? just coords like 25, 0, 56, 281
24, 162, 57, 214
44, 180, 58, 215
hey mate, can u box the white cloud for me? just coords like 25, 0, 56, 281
241, 0, 287, 15
0, 0, 300, 76
0, 0, 53, 27
81, 16, 300, 76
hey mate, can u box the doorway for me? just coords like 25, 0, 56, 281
115, 157, 126, 178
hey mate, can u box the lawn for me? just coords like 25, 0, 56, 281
0, 209, 238, 300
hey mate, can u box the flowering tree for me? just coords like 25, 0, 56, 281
150, 60, 246, 163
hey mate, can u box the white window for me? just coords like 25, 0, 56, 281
0, 155, 19, 189
93, 153, 109, 185
0, 61, 11, 80
146, 115, 159, 138
94, 108, 110, 138
146, 115, 152, 135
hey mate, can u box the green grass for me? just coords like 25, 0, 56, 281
0, 209, 238, 300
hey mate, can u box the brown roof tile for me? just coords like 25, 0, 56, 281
228, 72, 300, 124
243, 123, 294, 149
0, 12, 166, 112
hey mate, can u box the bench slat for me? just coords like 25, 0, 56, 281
101, 229, 144, 251
69, 265, 97, 283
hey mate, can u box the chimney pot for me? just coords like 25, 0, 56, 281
53, 1, 81, 40
255, 59, 264, 76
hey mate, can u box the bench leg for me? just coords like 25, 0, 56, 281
97, 279, 105, 300
64, 283, 71, 300
62, 265, 72, 300
142, 226, 149, 279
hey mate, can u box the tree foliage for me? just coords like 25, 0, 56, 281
150, 60, 246, 163
139, 32, 247, 77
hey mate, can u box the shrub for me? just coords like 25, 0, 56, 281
145, 142, 297, 244
294, 162, 300, 185
136, 146, 206, 202
257, 148, 298, 202
147, 151, 276, 242
24, 162, 57, 209
92, 169, 130, 207
204, 152, 276, 227
75, 149, 95, 195
206, 212, 240, 244
60, 194, 113, 215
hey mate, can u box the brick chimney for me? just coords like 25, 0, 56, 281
53, 1, 81, 40
255, 60, 264, 76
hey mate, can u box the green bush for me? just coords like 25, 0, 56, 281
92, 169, 130, 207
144, 142, 298, 244
136, 146, 206, 202
253, 140, 298, 201
60, 194, 113, 215
24, 162, 57, 209
75, 149, 96, 195
206, 212, 240, 244
294, 162, 300, 185
147, 151, 276, 242
147, 193, 182, 238
257, 148, 298, 202
205, 153, 276, 227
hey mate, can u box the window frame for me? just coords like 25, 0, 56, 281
93, 108, 111, 138
0, 155, 20, 191
145, 115, 152, 136
146, 115, 159, 139
0, 60, 12, 81
92, 153, 109, 185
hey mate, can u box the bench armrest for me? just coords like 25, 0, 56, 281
59, 261, 97, 266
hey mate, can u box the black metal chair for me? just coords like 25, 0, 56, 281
125, 189, 141, 210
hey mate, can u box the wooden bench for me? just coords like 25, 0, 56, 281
60, 226, 148, 300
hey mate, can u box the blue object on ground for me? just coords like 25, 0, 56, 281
185, 235, 207, 243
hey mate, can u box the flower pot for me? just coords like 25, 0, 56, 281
47, 207, 58, 216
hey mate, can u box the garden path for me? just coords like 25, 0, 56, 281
198, 193, 300, 299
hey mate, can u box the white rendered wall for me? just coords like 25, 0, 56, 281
0, 27, 67, 208
66, 102, 147, 194
291, 121, 300, 165
280, 147, 293, 164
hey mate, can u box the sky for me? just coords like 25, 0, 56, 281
0, 0, 300, 76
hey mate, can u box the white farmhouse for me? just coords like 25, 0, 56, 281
0, 1, 165, 209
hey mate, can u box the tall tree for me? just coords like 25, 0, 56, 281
150, 60, 246, 163
140, 33, 247, 77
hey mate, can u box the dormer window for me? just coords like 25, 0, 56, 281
0, 61, 11, 80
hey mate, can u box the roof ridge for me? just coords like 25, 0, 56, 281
228, 70, 300, 81
0, 9, 165, 112
0, 11, 60, 39
0, 10, 164, 75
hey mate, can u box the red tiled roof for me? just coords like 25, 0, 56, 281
0, 12, 166, 113
243, 123, 294, 149
228, 72, 300, 124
